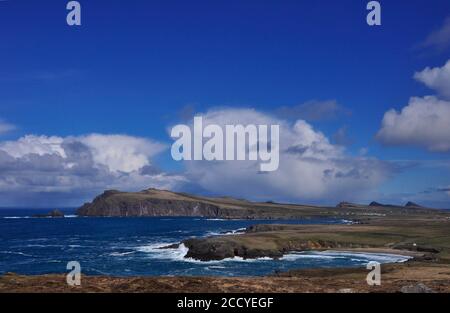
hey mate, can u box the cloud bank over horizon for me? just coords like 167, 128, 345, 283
0, 134, 185, 207
0, 108, 395, 207
179, 108, 393, 204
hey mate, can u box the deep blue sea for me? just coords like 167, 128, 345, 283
0, 208, 411, 277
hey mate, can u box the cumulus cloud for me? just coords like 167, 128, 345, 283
78, 134, 166, 173
376, 96, 450, 152
377, 60, 450, 152
179, 108, 393, 203
0, 134, 184, 206
414, 60, 450, 99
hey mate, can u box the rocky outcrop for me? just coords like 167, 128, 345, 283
77, 189, 257, 218
75, 188, 328, 219
181, 236, 343, 261
180, 224, 353, 261
77, 190, 226, 217
32, 209, 65, 218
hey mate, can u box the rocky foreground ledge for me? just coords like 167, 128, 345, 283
1, 262, 449, 293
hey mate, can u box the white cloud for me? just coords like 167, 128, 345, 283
414, 59, 450, 99
0, 134, 184, 206
180, 108, 392, 203
377, 96, 450, 152
0, 135, 66, 158
78, 134, 166, 173
377, 60, 450, 152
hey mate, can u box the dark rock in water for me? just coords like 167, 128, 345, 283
182, 237, 285, 261
405, 201, 422, 208
400, 283, 435, 293
33, 209, 65, 218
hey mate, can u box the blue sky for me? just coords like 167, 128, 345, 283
0, 0, 450, 208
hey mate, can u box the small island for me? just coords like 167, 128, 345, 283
32, 209, 65, 218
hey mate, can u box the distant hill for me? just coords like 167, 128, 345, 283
76, 188, 441, 218
76, 188, 328, 219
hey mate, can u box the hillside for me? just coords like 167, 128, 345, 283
76, 188, 443, 219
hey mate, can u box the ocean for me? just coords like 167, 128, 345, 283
0, 208, 411, 277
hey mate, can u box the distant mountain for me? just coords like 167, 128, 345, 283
405, 201, 423, 208
368, 201, 426, 209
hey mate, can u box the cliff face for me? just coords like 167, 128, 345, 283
76, 188, 440, 218
76, 189, 266, 218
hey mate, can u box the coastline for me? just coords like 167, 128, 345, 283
2, 190, 450, 293
1, 261, 449, 293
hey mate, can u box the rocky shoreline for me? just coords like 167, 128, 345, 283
168, 223, 441, 262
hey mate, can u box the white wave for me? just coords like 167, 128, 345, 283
206, 218, 246, 221
281, 250, 412, 263
205, 228, 246, 237
183, 255, 271, 264
2, 214, 76, 219
135, 242, 276, 264
318, 250, 412, 263
135, 242, 190, 261
280, 253, 336, 261
109, 251, 136, 257
0, 251, 34, 257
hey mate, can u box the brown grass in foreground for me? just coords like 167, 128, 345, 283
1, 262, 449, 293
